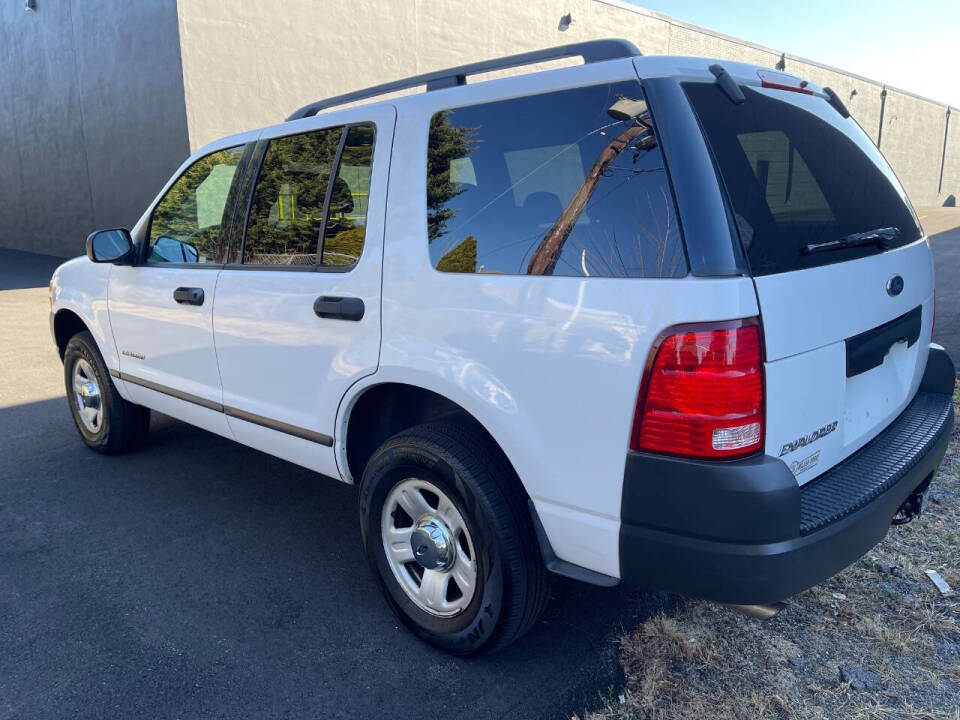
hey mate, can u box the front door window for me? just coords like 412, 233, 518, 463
147, 145, 244, 264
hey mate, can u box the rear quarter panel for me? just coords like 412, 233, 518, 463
369, 63, 760, 578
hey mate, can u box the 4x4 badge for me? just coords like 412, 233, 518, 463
886, 274, 904, 296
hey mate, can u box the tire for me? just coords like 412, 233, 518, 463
358, 422, 550, 655
63, 331, 150, 454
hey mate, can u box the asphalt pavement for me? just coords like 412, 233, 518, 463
2, 210, 958, 719
922, 208, 960, 363
0, 248, 658, 720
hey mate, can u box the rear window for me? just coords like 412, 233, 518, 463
426, 81, 687, 278
684, 83, 921, 276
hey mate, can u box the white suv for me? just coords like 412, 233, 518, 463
50, 40, 955, 655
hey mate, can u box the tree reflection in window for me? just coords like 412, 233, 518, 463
244, 129, 340, 265
427, 82, 686, 278
148, 145, 243, 264
243, 123, 375, 267
321, 124, 375, 266
427, 112, 478, 243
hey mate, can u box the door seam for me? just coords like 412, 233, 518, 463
209, 268, 235, 440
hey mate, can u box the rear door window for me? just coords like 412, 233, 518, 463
426, 81, 687, 278
242, 123, 375, 267
684, 83, 921, 275
322, 124, 375, 266
244, 128, 341, 266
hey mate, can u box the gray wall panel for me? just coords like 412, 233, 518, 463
0, 0, 188, 258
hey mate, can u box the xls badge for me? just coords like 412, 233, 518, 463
790, 450, 820, 475
778, 420, 838, 457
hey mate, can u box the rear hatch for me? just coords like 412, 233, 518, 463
684, 76, 934, 483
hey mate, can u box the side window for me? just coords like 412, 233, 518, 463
148, 145, 244, 264
242, 123, 375, 267
321, 124, 375, 266
426, 83, 686, 278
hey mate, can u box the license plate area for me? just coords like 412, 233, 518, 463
845, 305, 921, 378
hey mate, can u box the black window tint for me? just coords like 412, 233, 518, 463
244, 128, 342, 265
427, 82, 686, 278
321, 124, 375, 266
684, 83, 921, 276
148, 145, 243, 264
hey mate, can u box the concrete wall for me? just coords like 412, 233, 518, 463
0, 0, 189, 258
2, 0, 957, 257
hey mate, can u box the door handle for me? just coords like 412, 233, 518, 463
313, 296, 365, 321
173, 287, 205, 306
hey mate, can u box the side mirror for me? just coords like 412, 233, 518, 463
86, 228, 134, 264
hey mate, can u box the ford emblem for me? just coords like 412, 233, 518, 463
886, 274, 904, 297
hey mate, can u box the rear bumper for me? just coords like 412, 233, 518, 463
619, 345, 955, 604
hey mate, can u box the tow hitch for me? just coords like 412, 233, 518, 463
891, 478, 932, 526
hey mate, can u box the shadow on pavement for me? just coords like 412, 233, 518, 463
0, 397, 661, 720
5, 214, 960, 717
0, 248, 69, 290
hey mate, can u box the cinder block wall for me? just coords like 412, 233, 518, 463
175, 0, 958, 210
179, 0, 960, 205
2, 0, 956, 258
943, 111, 960, 206
784, 58, 885, 145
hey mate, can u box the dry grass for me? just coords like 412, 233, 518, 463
587, 384, 960, 720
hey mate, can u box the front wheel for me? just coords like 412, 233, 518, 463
358, 422, 549, 655
63, 331, 150, 454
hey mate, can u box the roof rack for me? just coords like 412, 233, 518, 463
286, 38, 641, 121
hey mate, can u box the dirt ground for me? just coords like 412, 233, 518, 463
587, 384, 960, 720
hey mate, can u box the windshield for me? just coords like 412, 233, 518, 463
684, 83, 921, 276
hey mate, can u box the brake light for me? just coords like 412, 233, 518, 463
631, 320, 764, 459
757, 69, 813, 95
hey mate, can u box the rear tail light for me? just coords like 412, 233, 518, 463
631, 320, 764, 460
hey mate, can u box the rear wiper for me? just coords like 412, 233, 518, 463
802, 227, 901, 255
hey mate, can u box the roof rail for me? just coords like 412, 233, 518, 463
286, 38, 641, 121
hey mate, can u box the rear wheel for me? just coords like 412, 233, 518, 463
358, 422, 549, 655
63, 331, 150, 454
